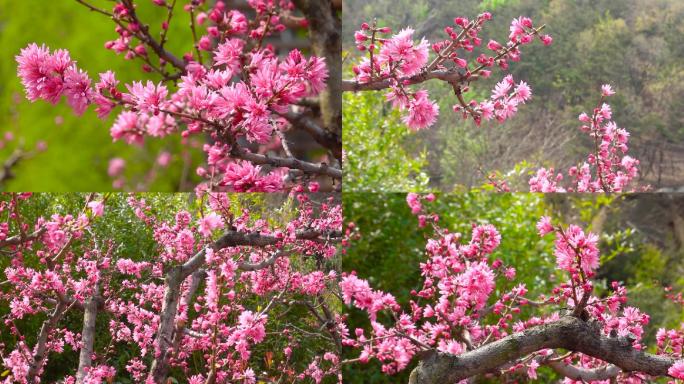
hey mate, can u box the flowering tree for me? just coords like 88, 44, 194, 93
344, 13, 646, 192
15, 0, 341, 192
0, 192, 344, 383
340, 193, 684, 383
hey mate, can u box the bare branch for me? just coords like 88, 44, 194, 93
0, 228, 45, 249
27, 301, 67, 380
342, 69, 469, 92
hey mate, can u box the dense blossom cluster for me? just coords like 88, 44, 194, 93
349, 13, 551, 130
0, 193, 344, 383
16, 0, 339, 192
340, 194, 683, 382
529, 85, 643, 192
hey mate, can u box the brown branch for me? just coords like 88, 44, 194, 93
407, 316, 675, 384
237, 250, 287, 271
231, 146, 341, 179
342, 69, 469, 92
0, 148, 27, 184
0, 228, 45, 249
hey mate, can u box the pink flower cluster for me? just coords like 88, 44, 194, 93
16, 44, 93, 115
537, 217, 600, 277
529, 85, 643, 192
16, 0, 334, 192
352, 13, 550, 130
457, 74, 532, 125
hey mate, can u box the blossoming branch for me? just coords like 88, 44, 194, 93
16, 0, 342, 192
343, 13, 552, 130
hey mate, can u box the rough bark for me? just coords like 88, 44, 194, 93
75, 282, 100, 384
282, 111, 342, 159
548, 360, 621, 381
293, 0, 342, 157
148, 266, 183, 383
27, 301, 67, 382
408, 316, 675, 384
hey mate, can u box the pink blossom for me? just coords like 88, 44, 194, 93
402, 90, 439, 130
213, 38, 245, 75
527, 360, 539, 379
406, 193, 422, 214
554, 224, 599, 275
379, 28, 429, 77
110, 111, 143, 145
669, 360, 684, 379
87, 201, 104, 217
601, 84, 615, 97
124, 81, 168, 113
108, 158, 125, 177
198, 212, 225, 237
536, 216, 553, 236
514, 81, 531, 102
63, 67, 93, 115
222, 161, 284, 192
157, 151, 172, 167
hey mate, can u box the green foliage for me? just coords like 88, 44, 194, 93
0, 0, 203, 191
480, 0, 519, 11
343, 91, 430, 192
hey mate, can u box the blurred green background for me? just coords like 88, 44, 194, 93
0, 0, 203, 191
342, 193, 684, 382
343, 0, 684, 192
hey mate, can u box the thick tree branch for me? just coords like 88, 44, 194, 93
0, 228, 45, 249
75, 282, 100, 384
408, 316, 675, 384
547, 359, 621, 381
